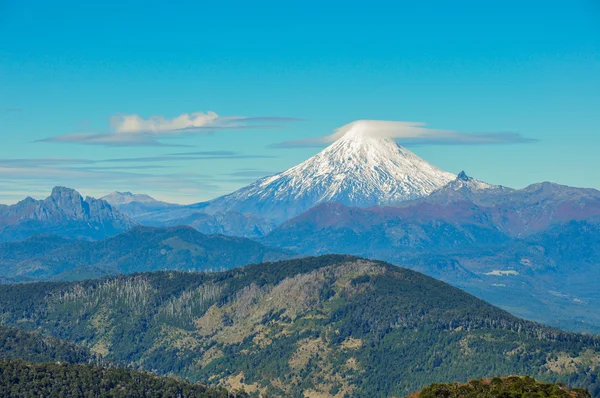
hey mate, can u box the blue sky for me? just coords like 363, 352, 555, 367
0, 0, 598, 204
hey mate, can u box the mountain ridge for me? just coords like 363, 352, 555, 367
0, 225, 293, 283
0, 187, 136, 242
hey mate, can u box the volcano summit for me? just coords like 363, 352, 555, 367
201, 120, 456, 222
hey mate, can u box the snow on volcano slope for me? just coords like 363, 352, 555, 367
203, 121, 456, 222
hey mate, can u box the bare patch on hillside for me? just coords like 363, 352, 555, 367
193, 261, 386, 345
545, 350, 600, 374
223, 372, 263, 395
340, 337, 363, 350
290, 337, 326, 370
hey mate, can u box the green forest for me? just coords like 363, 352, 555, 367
0, 255, 599, 397
416, 376, 591, 398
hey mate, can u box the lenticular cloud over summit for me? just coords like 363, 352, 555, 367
273, 119, 536, 148
328, 120, 446, 142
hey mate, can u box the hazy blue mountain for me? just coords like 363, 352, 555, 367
0, 187, 136, 242
451, 220, 600, 333
101, 191, 181, 217
137, 209, 276, 238
0, 225, 293, 283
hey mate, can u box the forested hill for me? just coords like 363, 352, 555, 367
0, 360, 243, 398
0, 324, 94, 364
414, 376, 591, 398
0, 255, 599, 397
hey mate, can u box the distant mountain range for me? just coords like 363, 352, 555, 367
0, 187, 135, 242
1, 255, 599, 397
104, 126, 600, 240
0, 226, 292, 283
394, 173, 600, 237
137, 209, 276, 238
1, 127, 600, 334
262, 174, 600, 250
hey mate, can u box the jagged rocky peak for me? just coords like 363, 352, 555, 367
456, 170, 470, 181
445, 171, 498, 191
201, 120, 456, 222
47, 186, 87, 218
50, 186, 81, 200
0, 187, 137, 241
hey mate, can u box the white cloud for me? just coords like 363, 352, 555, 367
110, 111, 220, 134
38, 111, 301, 147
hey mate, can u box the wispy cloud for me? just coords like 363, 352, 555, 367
270, 120, 537, 148
99, 153, 276, 164
0, 152, 275, 204
167, 150, 239, 156
225, 169, 278, 178
0, 163, 218, 205
220, 169, 279, 184
37, 133, 191, 147
0, 158, 95, 167
37, 111, 302, 147
0, 152, 272, 168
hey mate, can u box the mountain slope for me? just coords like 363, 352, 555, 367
260, 201, 508, 263
0, 226, 293, 283
101, 191, 181, 217
1, 255, 599, 397
0, 187, 136, 242
448, 220, 600, 333
261, 198, 600, 332
200, 121, 455, 222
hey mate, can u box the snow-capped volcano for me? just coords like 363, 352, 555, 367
202, 121, 456, 222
